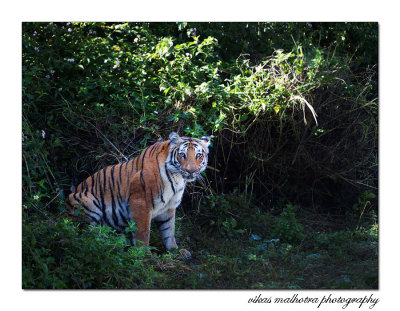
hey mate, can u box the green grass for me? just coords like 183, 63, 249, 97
22, 198, 378, 289
152, 220, 378, 289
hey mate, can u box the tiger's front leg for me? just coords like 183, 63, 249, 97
128, 171, 154, 248
154, 209, 191, 259
129, 198, 152, 248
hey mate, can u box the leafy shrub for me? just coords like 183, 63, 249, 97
22, 22, 377, 211
22, 212, 156, 289
189, 191, 252, 239
271, 204, 304, 244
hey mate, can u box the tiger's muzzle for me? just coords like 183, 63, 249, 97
182, 169, 199, 182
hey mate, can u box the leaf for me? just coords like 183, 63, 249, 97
54, 138, 62, 147
251, 234, 261, 241
261, 101, 266, 111
177, 22, 187, 31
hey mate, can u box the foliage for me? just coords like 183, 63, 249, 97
155, 202, 378, 289
22, 22, 378, 208
270, 205, 304, 244
22, 22, 378, 289
22, 213, 156, 289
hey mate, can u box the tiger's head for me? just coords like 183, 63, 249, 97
168, 132, 211, 182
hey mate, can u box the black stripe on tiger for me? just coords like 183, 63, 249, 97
140, 170, 146, 197
84, 180, 89, 196
82, 205, 102, 219
96, 171, 102, 198
155, 216, 172, 228
159, 225, 170, 232
119, 162, 123, 183
116, 180, 124, 208
149, 143, 159, 157
116, 205, 128, 226
110, 164, 116, 188
109, 178, 119, 226
135, 155, 139, 171
170, 149, 180, 170
72, 192, 81, 204
165, 169, 176, 194
150, 188, 155, 209
90, 174, 95, 196
72, 192, 101, 220
92, 198, 102, 211
103, 167, 107, 193
125, 202, 131, 223
159, 183, 165, 203
128, 159, 135, 174
140, 146, 150, 169
156, 152, 165, 203
124, 161, 129, 176
97, 169, 110, 227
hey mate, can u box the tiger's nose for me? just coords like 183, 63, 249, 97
185, 167, 197, 174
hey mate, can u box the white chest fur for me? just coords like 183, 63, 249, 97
151, 166, 186, 219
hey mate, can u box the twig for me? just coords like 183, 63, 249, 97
60, 97, 129, 161
31, 203, 55, 224
206, 165, 220, 172
22, 153, 32, 195
356, 201, 371, 231
291, 95, 318, 126
85, 120, 129, 162
352, 181, 378, 190
43, 192, 61, 210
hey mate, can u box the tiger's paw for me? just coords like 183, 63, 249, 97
179, 248, 192, 260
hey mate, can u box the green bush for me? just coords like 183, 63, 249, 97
22, 212, 156, 289
22, 22, 377, 210
270, 204, 304, 244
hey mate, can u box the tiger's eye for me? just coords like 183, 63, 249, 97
196, 153, 203, 160
179, 152, 186, 159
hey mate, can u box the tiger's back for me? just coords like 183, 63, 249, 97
67, 132, 210, 258
67, 140, 168, 230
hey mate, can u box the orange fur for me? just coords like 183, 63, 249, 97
66, 132, 210, 258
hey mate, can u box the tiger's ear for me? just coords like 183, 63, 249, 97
169, 132, 183, 146
200, 135, 211, 147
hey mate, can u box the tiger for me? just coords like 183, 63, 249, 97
66, 132, 211, 259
